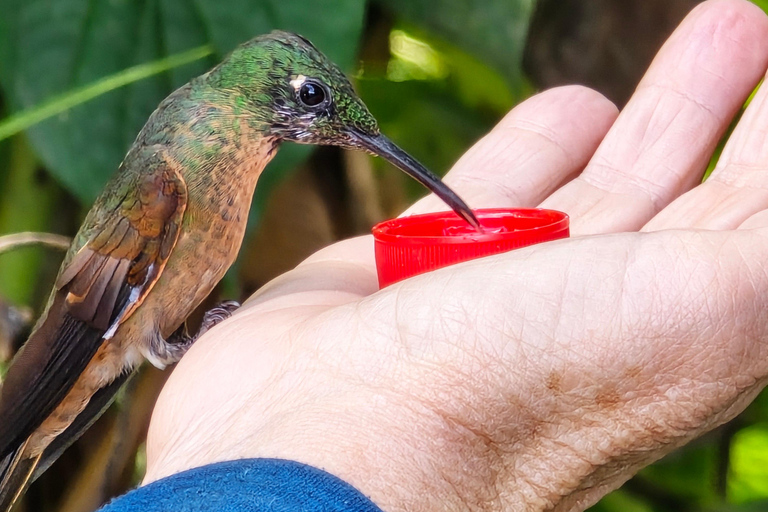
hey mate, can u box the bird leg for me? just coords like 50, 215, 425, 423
149, 300, 240, 368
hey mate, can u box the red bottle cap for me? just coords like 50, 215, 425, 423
372, 208, 569, 288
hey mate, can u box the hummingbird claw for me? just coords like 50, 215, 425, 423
198, 300, 240, 337
151, 300, 240, 368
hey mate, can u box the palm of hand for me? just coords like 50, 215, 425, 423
145, 1, 768, 510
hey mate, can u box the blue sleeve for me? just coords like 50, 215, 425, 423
98, 458, 385, 512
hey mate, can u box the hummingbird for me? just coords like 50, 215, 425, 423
0, 31, 479, 509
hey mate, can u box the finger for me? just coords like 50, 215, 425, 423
540, 0, 768, 236
645, 80, 768, 231
739, 208, 768, 230
404, 85, 618, 215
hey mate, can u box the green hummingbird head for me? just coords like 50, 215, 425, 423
209, 31, 378, 147
207, 30, 480, 229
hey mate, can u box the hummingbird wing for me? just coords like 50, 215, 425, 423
0, 155, 187, 462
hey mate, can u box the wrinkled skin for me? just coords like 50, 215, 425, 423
144, 1, 768, 510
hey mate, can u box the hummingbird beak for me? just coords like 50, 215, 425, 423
350, 131, 480, 229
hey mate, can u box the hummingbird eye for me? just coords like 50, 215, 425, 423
298, 81, 328, 108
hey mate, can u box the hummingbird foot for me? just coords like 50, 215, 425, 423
148, 300, 241, 368
197, 300, 241, 338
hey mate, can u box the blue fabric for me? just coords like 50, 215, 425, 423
98, 458, 385, 511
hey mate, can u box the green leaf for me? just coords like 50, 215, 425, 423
374, 0, 535, 91
0, 45, 213, 143
589, 489, 653, 512
639, 441, 720, 506
0, 0, 365, 204
0, 136, 60, 305
728, 425, 768, 504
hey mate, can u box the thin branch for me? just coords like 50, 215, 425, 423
0, 232, 71, 254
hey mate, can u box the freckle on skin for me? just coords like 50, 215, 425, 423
546, 371, 562, 392
624, 365, 642, 379
595, 388, 621, 408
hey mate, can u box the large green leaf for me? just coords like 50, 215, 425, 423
374, 0, 535, 90
0, 45, 214, 142
0, 0, 365, 203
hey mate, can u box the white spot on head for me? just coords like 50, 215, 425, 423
290, 74, 307, 92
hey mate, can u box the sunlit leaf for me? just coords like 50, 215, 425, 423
375, 0, 535, 92
729, 425, 768, 503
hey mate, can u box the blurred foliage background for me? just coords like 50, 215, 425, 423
0, 0, 768, 510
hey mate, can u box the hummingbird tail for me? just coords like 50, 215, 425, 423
0, 372, 135, 512
0, 442, 39, 512
32, 370, 134, 481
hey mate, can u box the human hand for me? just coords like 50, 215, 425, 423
144, 1, 768, 510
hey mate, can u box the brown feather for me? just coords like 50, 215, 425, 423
55, 247, 94, 290
66, 253, 110, 303
92, 217, 131, 254
94, 259, 131, 330
68, 257, 121, 329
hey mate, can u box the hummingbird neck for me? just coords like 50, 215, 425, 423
146, 83, 279, 195
132, 82, 279, 233
180, 123, 278, 231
